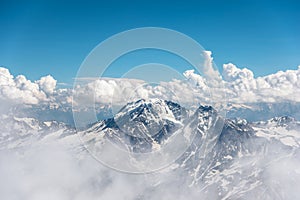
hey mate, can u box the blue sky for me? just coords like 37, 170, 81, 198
0, 0, 300, 84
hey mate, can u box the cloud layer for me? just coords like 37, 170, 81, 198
1, 52, 300, 109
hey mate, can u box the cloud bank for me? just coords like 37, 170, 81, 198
1, 52, 300, 109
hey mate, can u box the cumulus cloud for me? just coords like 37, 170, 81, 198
222, 63, 254, 82
72, 78, 145, 106
0, 69, 42, 104
1, 51, 300, 108
183, 70, 207, 89
71, 51, 223, 108
73, 77, 214, 110
221, 63, 300, 103
202, 51, 219, 79
37, 75, 57, 94
0, 67, 57, 105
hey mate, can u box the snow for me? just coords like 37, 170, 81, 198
224, 155, 233, 160
253, 124, 300, 147
13, 117, 41, 130
280, 137, 298, 147
44, 121, 53, 127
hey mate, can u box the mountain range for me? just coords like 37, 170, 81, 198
1, 99, 299, 199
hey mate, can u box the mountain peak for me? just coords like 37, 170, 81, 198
84, 99, 187, 152
115, 98, 185, 122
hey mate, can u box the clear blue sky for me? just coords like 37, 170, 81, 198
1, 0, 300, 84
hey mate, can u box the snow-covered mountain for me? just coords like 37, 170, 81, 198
1, 99, 299, 199
76, 99, 300, 198
226, 102, 300, 122
252, 116, 300, 148
0, 113, 76, 151
82, 99, 188, 153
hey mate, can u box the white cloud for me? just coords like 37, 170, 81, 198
222, 63, 254, 82
1, 52, 300, 108
73, 81, 189, 111
202, 51, 221, 81
0, 67, 56, 105
0, 67, 14, 85
183, 70, 207, 89
37, 75, 57, 94
72, 78, 146, 106
221, 63, 300, 103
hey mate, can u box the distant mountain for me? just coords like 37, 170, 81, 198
227, 102, 300, 121
0, 114, 75, 151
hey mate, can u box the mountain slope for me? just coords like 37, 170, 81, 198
82, 99, 188, 153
